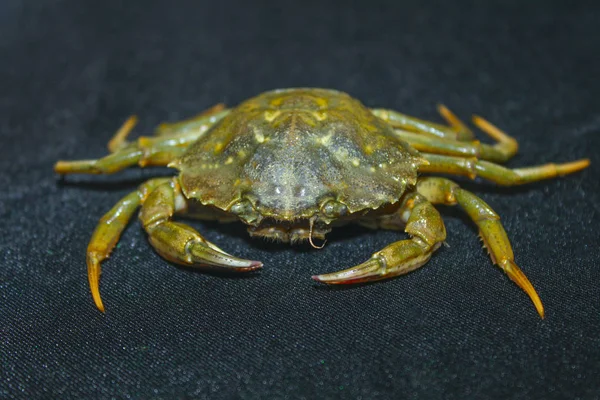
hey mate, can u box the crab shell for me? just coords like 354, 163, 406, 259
172, 88, 426, 241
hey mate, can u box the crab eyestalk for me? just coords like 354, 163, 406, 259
320, 199, 348, 220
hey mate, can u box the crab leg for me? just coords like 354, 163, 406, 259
313, 193, 447, 285
86, 178, 170, 312
394, 115, 519, 164
54, 139, 187, 174
154, 104, 230, 136
417, 177, 545, 318
54, 112, 225, 175
420, 154, 590, 185
107, 115, 138, 152
371, 105, 474, 141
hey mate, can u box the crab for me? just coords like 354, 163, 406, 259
54, 88, 590, 317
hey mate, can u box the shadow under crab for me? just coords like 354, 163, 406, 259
54, 88, 590, 317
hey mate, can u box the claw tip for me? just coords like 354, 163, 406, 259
534, 301, 545, 320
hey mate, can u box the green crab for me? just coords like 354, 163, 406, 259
55, 88, 589, 317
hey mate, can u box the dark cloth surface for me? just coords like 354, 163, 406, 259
1, 1, 599, 398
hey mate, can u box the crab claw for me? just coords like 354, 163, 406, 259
313, 239, 435, 286
312, 257, 385, 285
184, 239, 263, 272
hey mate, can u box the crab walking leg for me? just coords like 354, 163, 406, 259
86, 178, 170, 312
420, 154, 590, 185
108, 115, 138, 152
54, 140, 187, 175
313, 193, 446, 284
54, 129, 204, 175
139, 179, 262, 275
394, 115, 521, 163
417, 177, 545, 318
371, 106, 474, 141
154, 105, 230, 136
54, 109, 228, 175
436, 105, 473, 140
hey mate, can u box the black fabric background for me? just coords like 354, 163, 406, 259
1, 1, 599, 399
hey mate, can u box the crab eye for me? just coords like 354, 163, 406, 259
320, 200, 348, 219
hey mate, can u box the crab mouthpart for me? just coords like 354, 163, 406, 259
247, 218, 331, 244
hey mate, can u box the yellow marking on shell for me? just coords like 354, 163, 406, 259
369, 166, 376, 172
238, 150, 247, 158
351, 159, 360, 167
364, 144, 374, 155
269, 97, 283, 107
254, 129, 265, 143
225, 156, 234, 165
214, 142, 224, 153
314, 97, 329, 108
264, 110, 281, 122
294, 113, 316, 127
316, 131, 333, 146
313, 111, 327, 121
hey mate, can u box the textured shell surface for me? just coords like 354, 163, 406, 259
175, 88, 424, 221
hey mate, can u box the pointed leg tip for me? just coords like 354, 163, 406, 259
566, 158, 590, 172
537, 307, 545, 320
437, 104, 459, 120
501, 259, 545, 320
96, 301, 106, 313
530, 294, 545, 320
53, 161, 67, 173
87, 255, 106, 312
91, 290, 106, 313
471, 115, 491, 127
